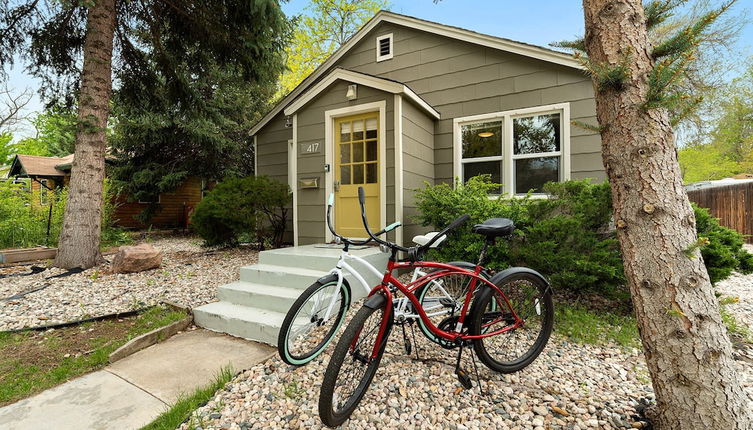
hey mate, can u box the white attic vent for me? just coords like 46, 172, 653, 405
376, 33, 393, 62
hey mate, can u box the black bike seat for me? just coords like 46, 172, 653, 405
471, 218, 515, 238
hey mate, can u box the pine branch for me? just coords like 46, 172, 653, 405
571, 120, 605, 134
577, 49, 632, 92
652, 1, 736, 59
644, 0, 689, 30
550, 38, 585, 52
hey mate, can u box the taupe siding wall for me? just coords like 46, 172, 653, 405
401, 99, 435, 241
295, 82, 394, 245
335, 23, 604, 185
256, 113, 293, 243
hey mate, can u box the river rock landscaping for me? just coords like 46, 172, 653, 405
0, 235, 259, 331
177, 250, 753, 430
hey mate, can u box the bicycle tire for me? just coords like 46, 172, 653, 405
319, 293, 392, 427
469, 272, 553, 373
277, 275, 350, 366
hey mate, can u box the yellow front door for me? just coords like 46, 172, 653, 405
335, 113, 380, 238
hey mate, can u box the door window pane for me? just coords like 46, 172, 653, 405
353, 141, 364, 162
366, 163, 377, 183
513, 113, 560, 155
340, 122, 351, 143
514, 157, 560, 194
340, 166, 351, 185
366, 118, 377, 139
340, 144, 350, 163
366, 141, 377, 161
353, 164, 364, 184
352, 120, 364, 141
462, 121, 502, 158
463, 161, 502, 194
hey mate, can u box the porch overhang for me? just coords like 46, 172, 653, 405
283, 68, 440, 120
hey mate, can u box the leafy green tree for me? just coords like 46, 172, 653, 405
0, 0, 292, 268
0, 133, 13, 166
277, 0, 388, 98
678, 143, 739, 182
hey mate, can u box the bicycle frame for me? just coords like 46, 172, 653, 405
365, 259, 523, 359
319, 248, 448, 322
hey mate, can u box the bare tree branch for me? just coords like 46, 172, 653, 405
0, 83, 33, 133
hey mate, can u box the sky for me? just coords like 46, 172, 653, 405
5, 0, 753, 139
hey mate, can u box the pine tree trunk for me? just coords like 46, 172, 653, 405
581, 1, 752, 428
54, 0, 116, 269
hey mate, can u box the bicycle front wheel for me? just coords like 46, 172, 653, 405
470, 272, 553, 373
319, 293, 392, 427
277, 276, 350, 366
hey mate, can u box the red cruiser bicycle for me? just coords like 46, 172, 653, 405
318, 187, 554, 427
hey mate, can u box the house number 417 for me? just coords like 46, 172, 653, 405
300, 142, 321, 154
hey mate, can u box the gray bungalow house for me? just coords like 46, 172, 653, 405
194, 11, 607, 345
251, 10, 604, 247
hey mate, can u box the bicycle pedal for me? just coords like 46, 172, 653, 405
455, 368, 473, 390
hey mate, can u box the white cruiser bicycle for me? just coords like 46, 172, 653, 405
277, 194, 486, 366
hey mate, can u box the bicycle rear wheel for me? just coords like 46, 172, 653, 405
277, 276, 350, 366
319, 293, 392, 427
469, 272, 553, 373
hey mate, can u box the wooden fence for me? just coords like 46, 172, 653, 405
687, 181, 753, 243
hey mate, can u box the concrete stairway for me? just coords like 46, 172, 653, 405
193, 245, 389, 346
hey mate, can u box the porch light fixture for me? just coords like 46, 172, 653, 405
346, 84, 357, 101
478, 131, 494, 138
285, 115, 293, 128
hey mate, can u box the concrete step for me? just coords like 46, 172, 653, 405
239, 264, 329, 288
218, 281, 302, 314
259, 245, 387, 272
193, 302, 286, 346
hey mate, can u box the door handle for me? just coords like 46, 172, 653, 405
334, 180, 341, 191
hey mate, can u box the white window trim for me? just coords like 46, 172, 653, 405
290, 117, 299, 246
324, 101, 387, 243
375, 33, 393, 62
453, 102, 571, 197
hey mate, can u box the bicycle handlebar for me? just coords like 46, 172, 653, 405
326, 192, 399, 247
356, 186, 469, 259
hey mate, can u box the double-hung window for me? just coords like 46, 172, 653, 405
454, 103, 570, 196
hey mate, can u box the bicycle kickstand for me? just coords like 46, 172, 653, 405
409, 321, 421, 361
401, 323, 413, 356
454, 344, 473, 390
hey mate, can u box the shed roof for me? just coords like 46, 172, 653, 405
8, 154, 74, 178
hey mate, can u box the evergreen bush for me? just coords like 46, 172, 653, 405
191, 176, 290, 248
414, 176, 752, 295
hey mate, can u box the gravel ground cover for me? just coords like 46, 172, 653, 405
0, 235, 258, 331
179, 246, 753, 430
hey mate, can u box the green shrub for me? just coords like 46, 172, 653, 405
693, 203, 753, 283
415, 176, 753, 295
0, 179, 128, 250
415, 177, 624, 294
191, 176, 290, 247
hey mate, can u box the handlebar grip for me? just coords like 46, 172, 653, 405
358, 187, 365, 205
384, 221, 401, 232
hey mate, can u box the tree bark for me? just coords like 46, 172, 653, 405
54, 0, 116, 269
581, 1, 752, 428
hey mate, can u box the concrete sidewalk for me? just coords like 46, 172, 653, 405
0, 328, 275, 430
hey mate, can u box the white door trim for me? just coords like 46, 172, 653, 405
393, 94, 404, 247
324, 100, 387, 242
290, 115, 299, 246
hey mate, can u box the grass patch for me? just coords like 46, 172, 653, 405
0, 305, 187, 406
719, 296, 753, 344
140, 366, 235, 430
555, 303, 640, 348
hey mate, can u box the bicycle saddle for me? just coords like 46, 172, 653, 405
412, 232, 446, 248
472, 218, 515, 237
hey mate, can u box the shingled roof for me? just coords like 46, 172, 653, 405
8, 154, 74, 178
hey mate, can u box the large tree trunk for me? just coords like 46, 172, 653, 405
581, 1, 752, 428
54, 0, 116, 269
